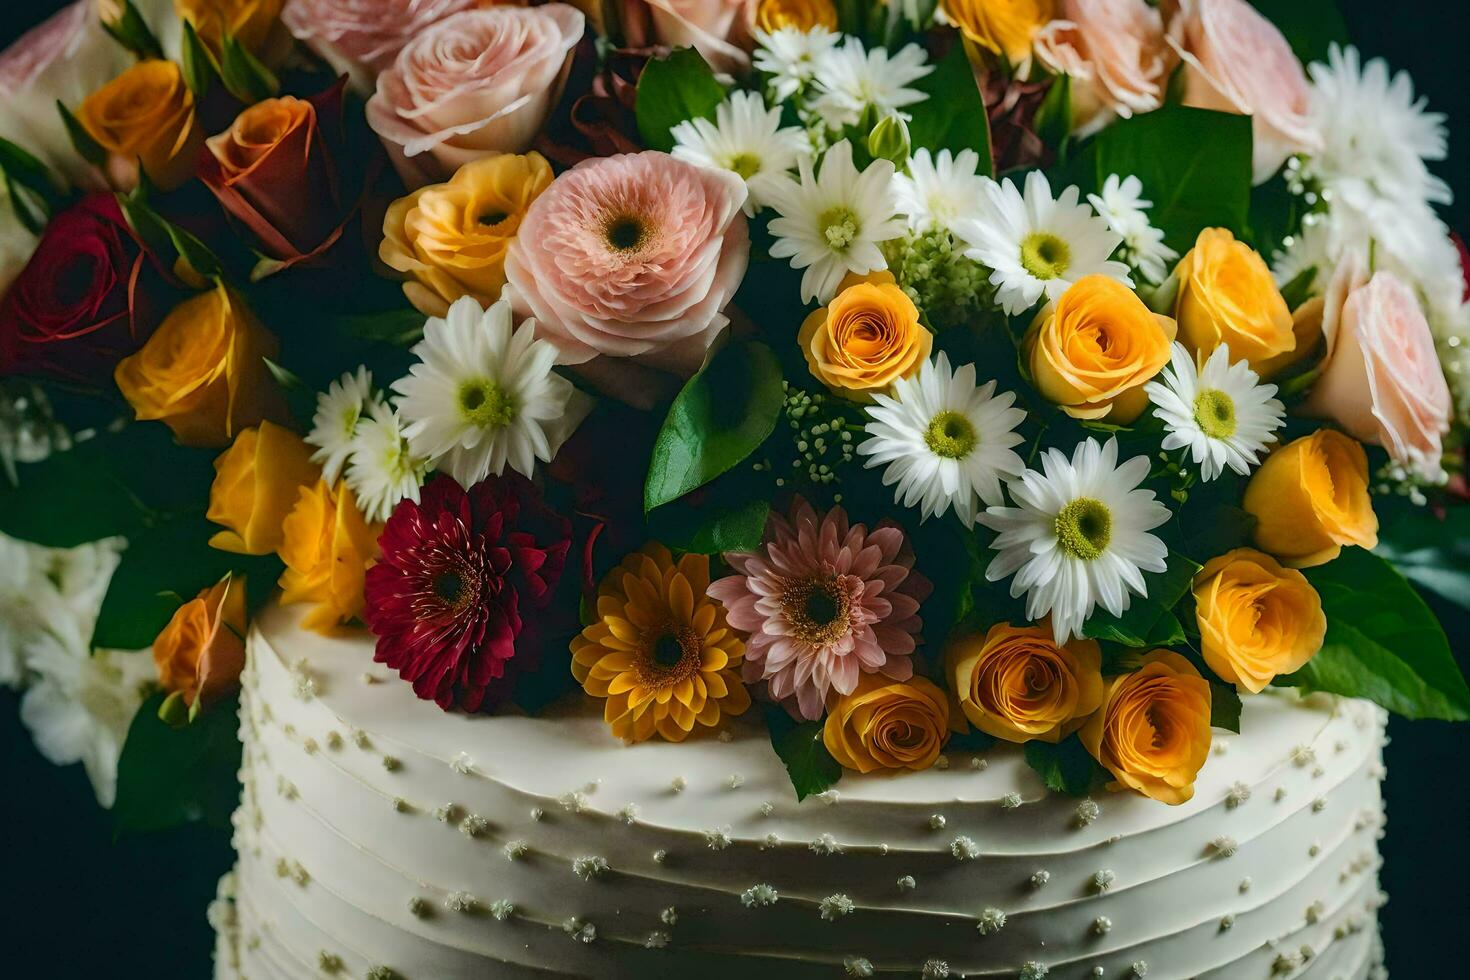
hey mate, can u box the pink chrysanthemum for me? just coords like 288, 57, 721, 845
708, 498, 932, 720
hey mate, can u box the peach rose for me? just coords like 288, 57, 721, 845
619, 0, 755, 76
798, 271, 932, 401
754, 0, 836, 32
153, 573, 248, 715
365, 5, 584, 188
943, 0, 1055, 65
944, 622, 1104, 743
822, 673, 951, 774
1025, 274, 1176, 423
278, 479, 382, 631
76, 59, 205, 191
207, 421, 321, 555
1033, 0, 1170, 137
1173, 228, 1295, 372
281, 0, 479, 90
1242, 430, 1378, 568
1167, 0, 1320, 183
1193, 548, 1325, 693
1080, 649, 1212, 804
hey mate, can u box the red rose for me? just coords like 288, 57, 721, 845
0, 193, 166, 385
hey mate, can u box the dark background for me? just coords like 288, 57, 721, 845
0, 1, 1466, 976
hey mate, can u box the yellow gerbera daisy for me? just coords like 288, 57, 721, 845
572, 544, 751, 742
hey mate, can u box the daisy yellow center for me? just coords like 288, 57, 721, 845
924, 410, 977, 460
1020, 231, 1071, 281
1054, 497, 1112, 561
458, 379, 516, 429
1193, 388, 1237, 440
782, 576, 851, 644
818, 206, 860, 252
726, 152, 762, 180
604, 213, 648, 252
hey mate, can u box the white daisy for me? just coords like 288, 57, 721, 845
892, 148, 988, 235
345, 400, 431, 523
753, 26, 841, 102
392, 295, 590, 488
1144, 343, 1285, 482
858, 353, 1027, 527
1086, 174, 1178, 285
764, 140, 906, 303
809, 38, 932, 131
671, 91, 809, 214
306, 366, 381, 485
955, 171, 1132, 316
979, 438, 1170, 644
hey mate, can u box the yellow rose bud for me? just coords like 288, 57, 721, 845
114, 284, 287, 448
153, 573, 248, 713
1242, 429, 1378, 568
1024, 274, 1176, 423
207, 421, 321, 555
1192, 548, 1326, 693
380, 153, 554, 318
797, 270, 933, 401
1080, 650, 1212, 805
944, 622, 1104, 743
942, 0, 1055, 64
822, 673, 950, 773
1173, 228, 1295, 371
175, 0, 286, 57
278, 480, 382, 632
755, 0, 838, 33
76, 60, 205, 192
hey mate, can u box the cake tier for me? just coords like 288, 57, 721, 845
213, 602, 1388, 979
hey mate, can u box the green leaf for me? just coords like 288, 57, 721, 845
1180, 503, 1256, 563
766, 708, 842, 802
1278, 265, 1317, 311
644, 340, 783, 511
1082, 553, 1200, 647
331, 309, 427, 348
635, 47, 724, 154
648, 497, 770, 555
113, 690, 243, 835
0, 136, 60, 233
100, 0, 164, 60
218, 31, 279, 103
1209, 681, 1242, 733
906, 41, 992, 173
1373, 505, 1470, 614
180, 20, 218, 99
1277, 548, 1470, 721
117, 178, 225, 281
1248, 0, 1349, 65
1023, 737, 1103, 796
1034, 73, 1073, 157
56, 101, 106, 169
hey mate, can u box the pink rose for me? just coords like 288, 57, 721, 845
1034, 0, 1170, 137
365, 5, 585, 188
504, 151, 749, 388
1167, 0, 1320, 183
282, 0, 479, 91
1303, 263, 1452, 479
619, 0, 754, 75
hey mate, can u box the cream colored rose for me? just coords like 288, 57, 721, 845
1033, 0, 1170, 136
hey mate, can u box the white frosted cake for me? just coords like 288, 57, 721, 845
212, 602, 1389, 979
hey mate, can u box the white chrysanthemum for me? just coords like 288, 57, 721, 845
393, 296, 590, 488
753, 26, 841, 102
306, 366, 381, 485
671, 91, 809, 214
980, 438, 1170, 644
892, 148, 988, 235
1271, 215, 1339, 297
858, 353, 1027, 527
1144, 344, 1285, 482
955, 171, 1131, 316
764, 140, 906, 304
809, 38, 932, 130
345, 401, 431, 523
1086, 174, 1178, 285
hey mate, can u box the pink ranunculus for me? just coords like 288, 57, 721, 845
503, 151, 749, 378
1303, 264, 1453, 480
365, 5, 585, 188
619, 0, 754, 75
1167, 0, 1320, 184
282, 0, 479, 92
1034, 0, 1171, 138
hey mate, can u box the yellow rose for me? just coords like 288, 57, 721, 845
1080, 650, 1213, 805
755, 0, 838, 32
1174, 228, 1295, 371
944, 622, 1104, 743
1242, 430, 1378, 568
797, 271, 932, 400
380, 153, 555, 318
277, 480, 382, 632
1193, 548, 1326, 693
76, 60, 204, 191
942, 0, 1055, 64
153, 574, 248, 715
175, 0, 286, 57
822, 673, 951, 773
207, 421, 321, 556
114, 284, 287, 448
1254, 294, 1325, 378
1024, 274, 1176, 423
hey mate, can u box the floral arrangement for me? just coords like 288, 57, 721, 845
1, 0, 1468, 823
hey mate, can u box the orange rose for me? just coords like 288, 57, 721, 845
1242, 430, 1378, 568
754, 0, 837, 32
822, 673, 951, 773
114, 284, 287, 448
944, 622, 1104, 743
153, 574, 248, 716
76, 59, 204, 191
207, 421, 321, 555
798, 271, 932, 401
1193, 548, 1325, 693
278, 480, 382, 631
942, 0, 1055, 64
1173, 228, 1295, 372
1024, 274, 1176, 423
1080, 650, 1212, 805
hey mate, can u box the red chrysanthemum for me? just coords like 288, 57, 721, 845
364, 473, 571, 712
